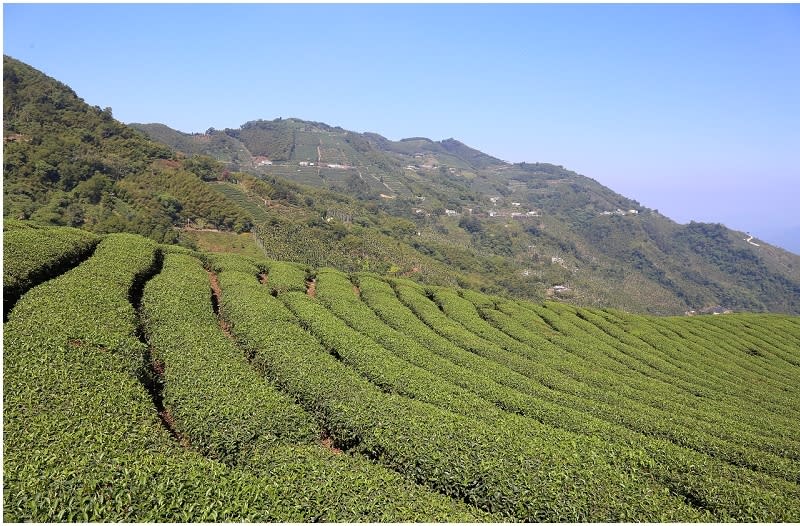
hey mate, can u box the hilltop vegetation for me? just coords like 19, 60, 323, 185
3, 56, 250, 243
4, 224, 800, 521
5, 55, 800, 315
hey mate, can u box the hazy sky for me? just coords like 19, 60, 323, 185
4, 4, 800, 252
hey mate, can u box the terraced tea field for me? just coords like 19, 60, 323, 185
4, 223, 800, 521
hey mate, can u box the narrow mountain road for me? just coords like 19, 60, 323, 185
317, 140, 322, 179
745, 234, 760, 247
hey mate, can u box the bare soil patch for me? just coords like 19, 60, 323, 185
160, 408, 191, 448
320, 436, 343, 455
306, 278, 316, 298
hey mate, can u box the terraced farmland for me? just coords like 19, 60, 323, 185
4, 225, 800, 521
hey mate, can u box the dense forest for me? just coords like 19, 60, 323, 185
3, 56, 250, 243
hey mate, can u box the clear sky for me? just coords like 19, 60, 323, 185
4, 3, 800, 253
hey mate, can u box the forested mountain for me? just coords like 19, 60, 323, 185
5, 55, 800, 314
131, 119, 800, 315
3, 56, 251, 243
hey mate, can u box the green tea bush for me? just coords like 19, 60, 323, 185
218, 263, 708, 522
5, 228, 798, 521
3, 233, 488, 522
488, 301, 800, 482
281, 289, 503, 420
3, 224, 99, 314
265, 260, 309, 295
141, 253, 319, 462
355, 273, 800, 520
208, 252, 266, 274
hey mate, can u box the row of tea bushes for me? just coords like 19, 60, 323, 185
140, 253, 485, 520
217, 263, 709, 522
473, 298, 800, 481
141, 253, 320, 462
347, 272, 800, 520
468, 295, 800, 463
3, 233, 488, 522
4, 234, 217, 520
280, 288, 506, 422
3, 224, 99, 315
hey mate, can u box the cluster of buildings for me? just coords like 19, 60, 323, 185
600, 208, 639, 216
488, 210, 539, 218
685, 306, 734, 316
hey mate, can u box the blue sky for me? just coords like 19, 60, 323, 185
4, 4, 800, 252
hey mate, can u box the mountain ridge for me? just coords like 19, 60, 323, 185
5, 55, 799, 315
130, 117, 800, 315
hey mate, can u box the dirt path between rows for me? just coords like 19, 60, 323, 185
306, 278, 316, 298
208, 270, 233, 337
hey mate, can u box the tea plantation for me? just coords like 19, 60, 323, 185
4, 224, 800, 521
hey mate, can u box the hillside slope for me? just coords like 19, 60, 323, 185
3, 56, 252, 243
5, 55, 799, 314
1, 56, 508, 296
4, 225, 800, 521
134, 117, 800, 315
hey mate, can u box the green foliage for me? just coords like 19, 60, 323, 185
264, 260, 309, 295
218, 262, 712, 522
351, 274, 800, 521
4, 229, 800, 520
1, 229, 494, 522
282, 285, 503, 419
183, 154, 223, 181
10, 50, 799, 315
208, 252, 265, 274
3, 56, 252, 242
7, 52, 800, 316
226, 119, 296, 160
129, 124, 256, 171
135, 114, 800, 316
3, 222, 99, 314
3, 56, 171, 215
116, 160, 252, 232
5, 233, 159, 361
141, 253, 319, 463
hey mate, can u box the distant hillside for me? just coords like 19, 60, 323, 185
2, 57, 500, 294
129, 123, 257, 171
134, 117, 800, 315
5, 56, 800, 314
